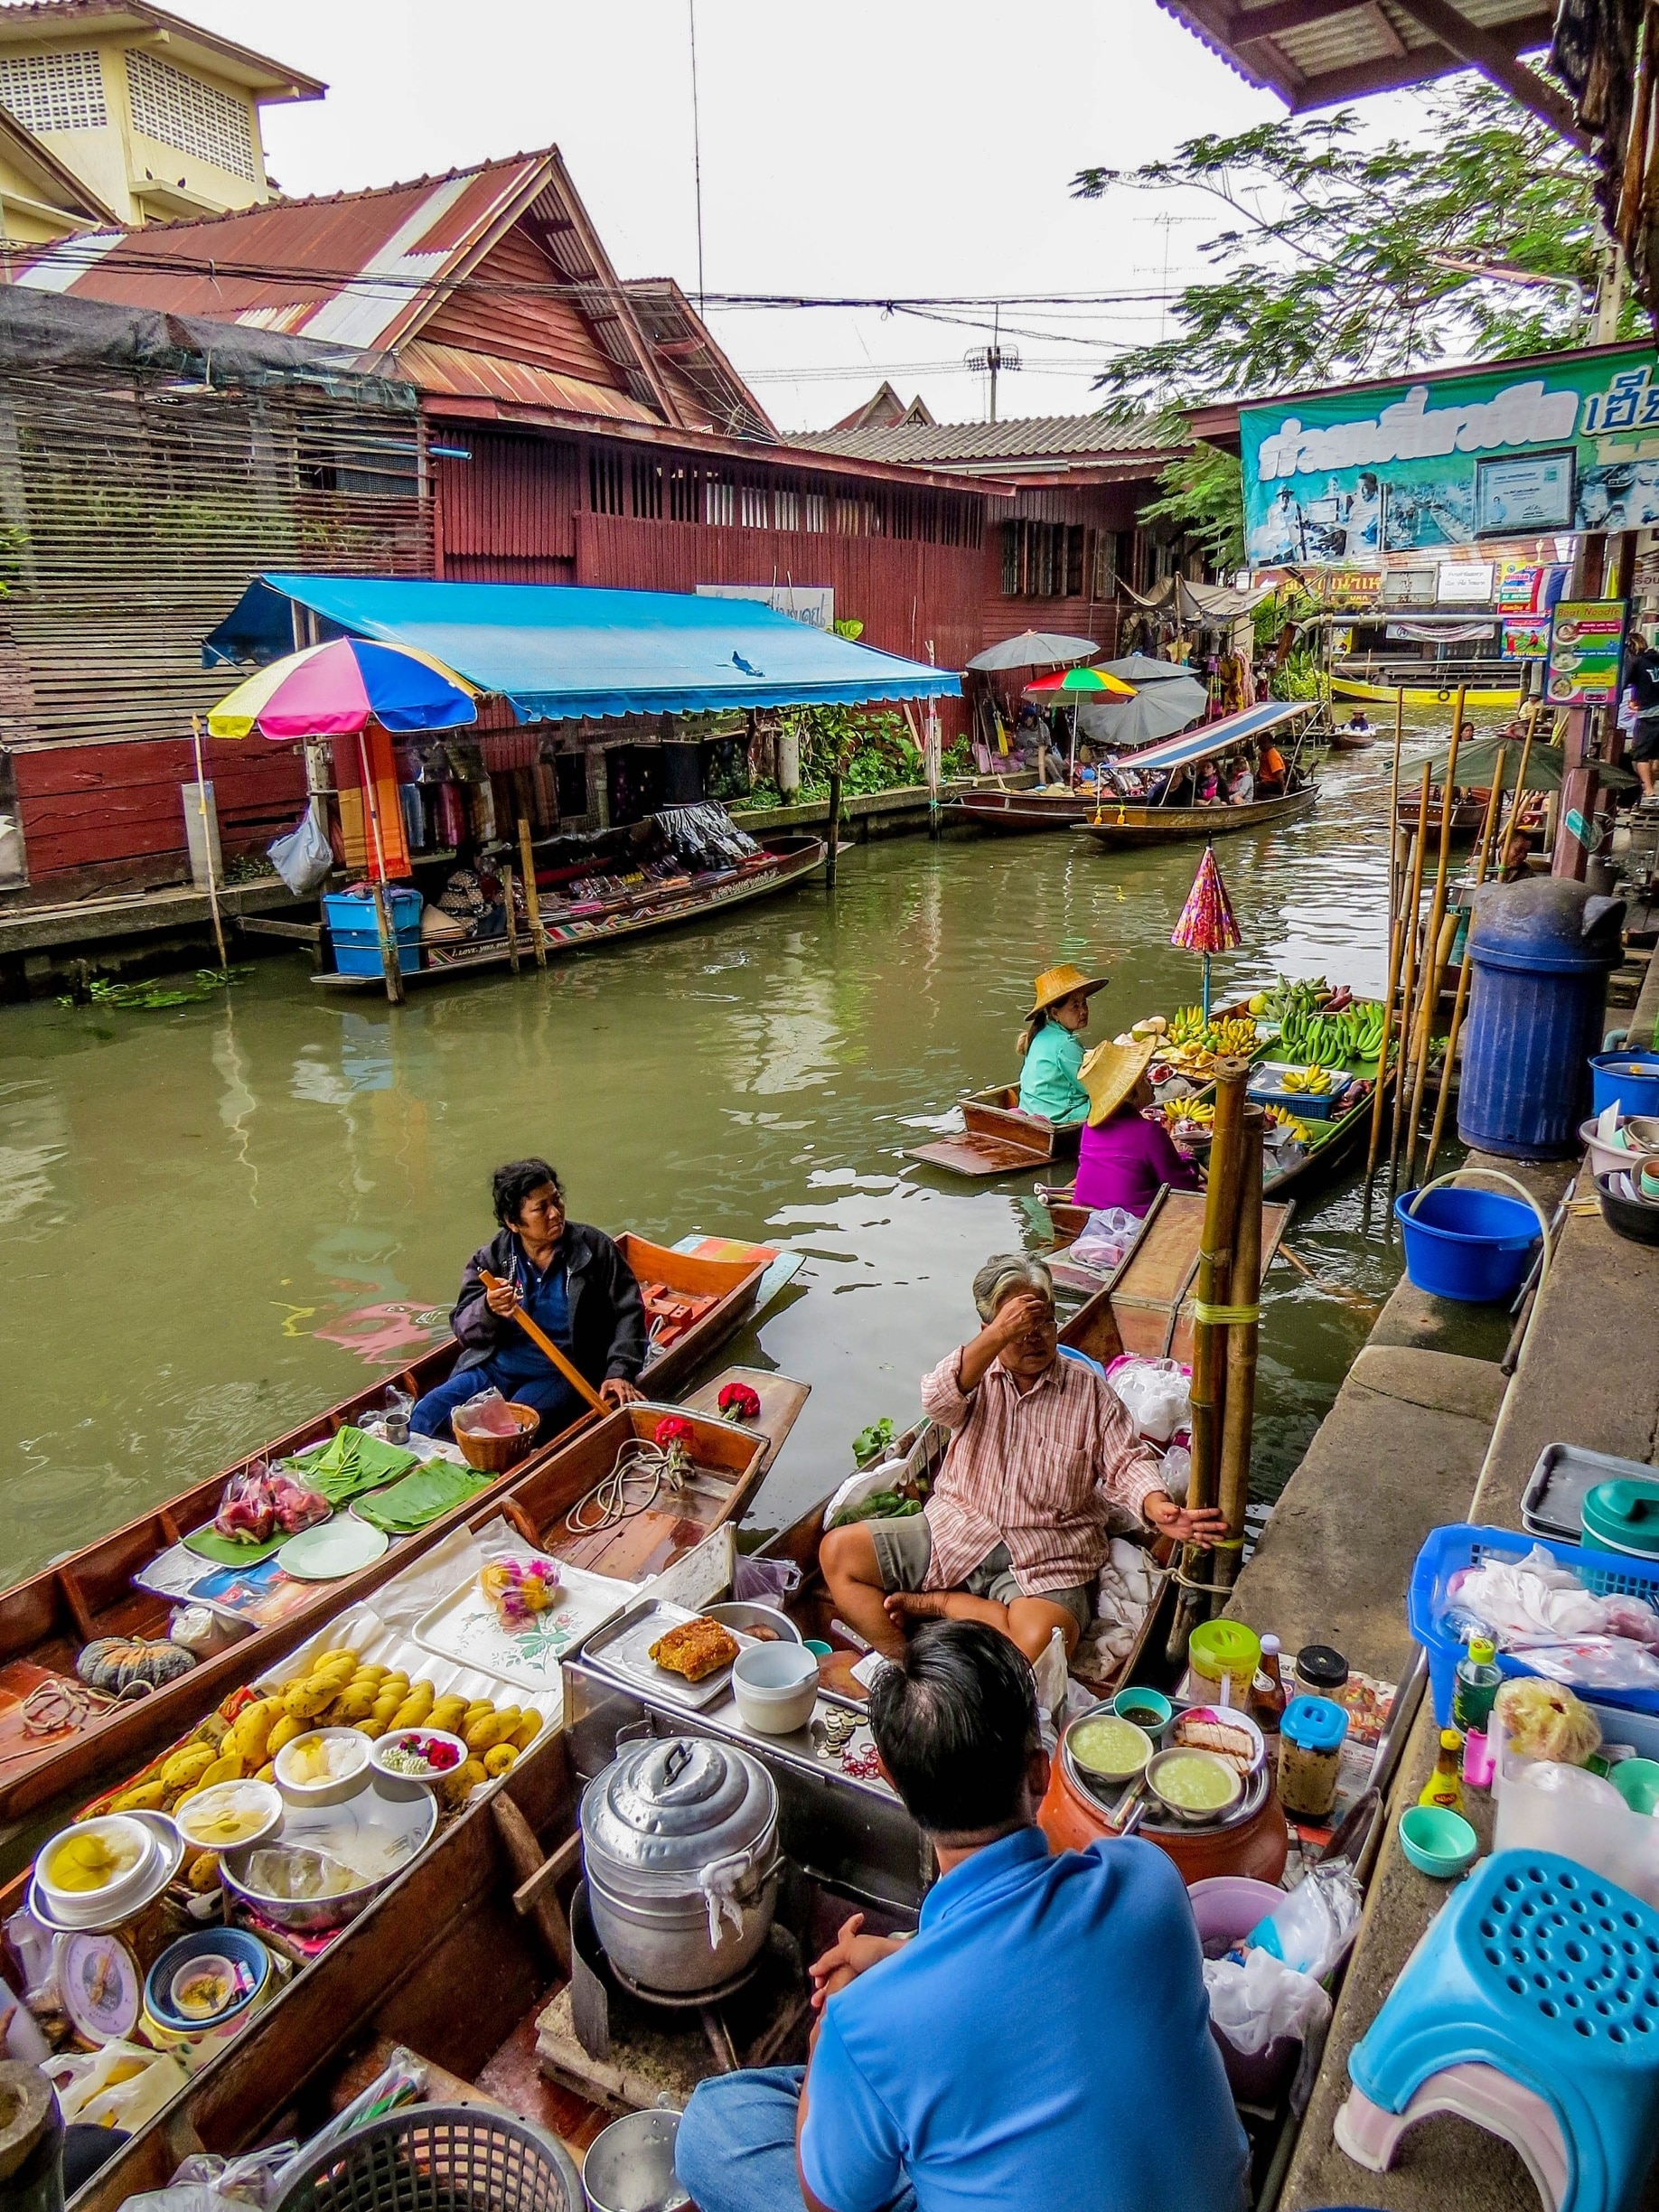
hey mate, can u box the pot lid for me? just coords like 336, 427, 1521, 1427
582, 1737, 776, 1878
1582, 1477, 1659, 1557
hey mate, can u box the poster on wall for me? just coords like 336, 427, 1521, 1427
1241, 351, 1659, 568
1501, 616, 1551, 659
1546, 599, 1627, 706
696, 583, 835, 631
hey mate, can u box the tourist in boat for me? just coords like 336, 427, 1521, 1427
1345, 709, 1372, 733
1195, 760, 1222, 804
1256, 736, 1288, 797
1015, 963, 1107, 1126
1073, 1039, 1201, 1217
674, 1619, 1248, 2212
1226, 754, 1255, 806
409, 1158, 645, 1439
820, 1255, 1226, 1664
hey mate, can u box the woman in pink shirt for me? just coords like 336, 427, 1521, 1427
1073, 1037, 1202, 1216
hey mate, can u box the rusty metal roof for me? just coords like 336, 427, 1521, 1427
0, 2, 323, 97
798, 409, 1178, 473
397, 339, 658, 422
1158, 0, 1560, 115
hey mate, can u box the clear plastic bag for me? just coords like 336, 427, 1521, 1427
1245, 1859, 1363, 1979
734, 1553, 803, 1605
1106, 1354, 1193, 1443
45, 2042, 189, 2132
267, 811, 334, 896
451, 1387, 521, 1439
1204, 1946, 1333, 2055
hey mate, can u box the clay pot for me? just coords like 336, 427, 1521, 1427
1039, 1739, 1289, 1886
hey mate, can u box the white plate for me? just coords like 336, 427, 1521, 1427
277, 1517, 389, 1581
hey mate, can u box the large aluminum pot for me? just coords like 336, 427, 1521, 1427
581, 1736, 779, 1996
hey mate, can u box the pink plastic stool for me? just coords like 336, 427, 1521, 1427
1336, 2062, 1570, 2209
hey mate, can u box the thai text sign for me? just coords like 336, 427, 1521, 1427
1241, 351, 1659, 569
1546, 600, 1626, 708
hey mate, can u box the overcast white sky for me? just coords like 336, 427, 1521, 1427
181, 0, 1423, 431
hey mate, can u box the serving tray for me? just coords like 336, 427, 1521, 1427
580, 1598, 759, 1711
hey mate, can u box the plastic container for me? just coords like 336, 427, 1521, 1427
1610, 1757, 1659, 1815
1453, 1637, 1503, 1733
1294, 1644, 1349, 1699
1410, 1519, 1659, 1725
1590, 1051, 1659, 1120
1581, 1479, 1659, 1559
1188, 1619, 1261, 1702
1186, 1876, 1304, 2105
1278, 1696, 1348, 1819
323, 887, 423, 979
1457, 878, 1625, 1158
1393, 1184, 1541, 1302
1491, 1694, 1659, 1907
1399, 1804, 1478, 1879
730, 1644, 819, 1735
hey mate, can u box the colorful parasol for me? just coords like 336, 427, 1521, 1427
1171, 840, 1242, 1020
1022, 664, 1138, 698
207, 637, 478, 741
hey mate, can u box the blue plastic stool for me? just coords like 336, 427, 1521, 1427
1336, 1851, 1659, 2212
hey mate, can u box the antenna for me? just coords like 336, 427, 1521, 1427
963, 305, 1019, 425
688, 0, 706, 315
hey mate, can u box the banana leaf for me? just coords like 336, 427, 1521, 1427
282, 1426, 418, 1505
351, 1461, 493, 1536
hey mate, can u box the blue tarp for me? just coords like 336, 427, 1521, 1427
1103, 700, 1315, 777
203, 575, 961, 723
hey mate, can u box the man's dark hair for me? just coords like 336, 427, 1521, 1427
867, 1621, 1041, 1836
492, 1158, 562, 1228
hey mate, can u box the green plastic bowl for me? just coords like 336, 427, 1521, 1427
1112, 1687, 1175, 1739
1400, 1804, 1478, 1879
1611, 1758, 1659, 1816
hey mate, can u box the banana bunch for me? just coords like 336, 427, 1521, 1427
1280, 1064, 1334, 1096
1167, 1096, 1214, 1127
1168, 1005, 1206, 1047
1278, 1009, 1350, 1070
1261, 975, 1326, 1024
1199, 1016, 1258, 1057
1263, 1106, 1311, 1141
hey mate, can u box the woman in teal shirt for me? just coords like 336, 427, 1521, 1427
1016, 961, 1107, 1124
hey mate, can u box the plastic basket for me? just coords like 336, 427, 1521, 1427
1409, 1521, 1659, 1727
270, 2106, 583, 2212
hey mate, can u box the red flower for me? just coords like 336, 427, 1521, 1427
718, 1382, 762, 1421
655, 1415, 695, 1449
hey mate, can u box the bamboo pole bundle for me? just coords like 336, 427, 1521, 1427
1387, 765, 1434, 1188
518, 816, 548, 970
1388, 689, 1406, 913
1213, 1108, 1264, 1603
1397, 695, 1467, 1186
1422, 746, 1509, 1185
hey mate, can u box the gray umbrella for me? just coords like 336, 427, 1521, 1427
1075, 673, 1208, 751
967, 630, 1098, 671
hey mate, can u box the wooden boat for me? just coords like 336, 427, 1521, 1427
1037, 1186, 1293, 1354
1080, 783, 1318, 848
908, 1084, 1083, 1177
1333, 674, 1520, 710
1326, 726, 1378, 752
0, 1237, 769, 1843
951, 786, 1094, 832
1394, 792, 1488, 839
314, 835, 827, 992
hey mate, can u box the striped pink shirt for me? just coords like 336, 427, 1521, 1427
918, 1351, 1165, 1598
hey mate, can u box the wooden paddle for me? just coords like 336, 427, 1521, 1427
478, 1271, 608, 1414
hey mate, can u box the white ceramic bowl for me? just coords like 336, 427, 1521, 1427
36, 1814, 160, 1926
370, 1729, 469, 1788
174, 1779, 284, 1856
274, 1728, 371, 1808
731, 1643, 819, 1735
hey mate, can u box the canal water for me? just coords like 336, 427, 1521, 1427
0, 736, 1465, 1588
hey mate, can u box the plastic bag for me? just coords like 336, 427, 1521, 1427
1106, 1355, 1193, 1443
734, 1553, 803, 1605
451, 1388, 521, 1440
214, 1463, 329, 1545
121, 2143, 301, 2212
1246, 1860, 1363, 1980
1159, 1442, 1192, 1504
1493, 1677, 1602, 1765
1205, 1947, 1333, 2055
46, 2041, 190, 2131
1071, 1207, 1141, 1273
266, 811, 333, 896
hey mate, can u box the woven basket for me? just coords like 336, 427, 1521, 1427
453, 1400, 541, 1472
271, 2105, 582, 2212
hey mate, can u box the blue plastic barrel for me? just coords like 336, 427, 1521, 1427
1457, 879, 1626, 1158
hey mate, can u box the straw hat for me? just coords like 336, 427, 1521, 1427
1026, 962, 1109, 1018
1079, 1037, 1157, 1128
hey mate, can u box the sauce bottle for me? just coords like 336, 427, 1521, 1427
1418, 1727, 1465, 1814
1453, 1636, 1502, 1735
1251, 1634, 1287, 1733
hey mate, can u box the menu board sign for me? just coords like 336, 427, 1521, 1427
1546, 599, 1627, 706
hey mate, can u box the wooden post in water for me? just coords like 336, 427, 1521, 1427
1213, 1108, 1264, 1604
1401, 691, 1467, 1185
1167, 1054, 1250, 1662
1387, 765, 1434, 1191
501, 859, 521, 975
1423, 746, 1508, 1185
826, 767, 842, 890
518, 816, 548, 970
1387, 687, 1405, 914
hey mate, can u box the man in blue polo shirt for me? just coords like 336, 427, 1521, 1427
675, 1620, 1246, 2212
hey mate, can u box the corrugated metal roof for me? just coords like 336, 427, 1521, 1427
798, 411, 1177, 467
397, 339, 658, 422
1158, 0, 1557, 110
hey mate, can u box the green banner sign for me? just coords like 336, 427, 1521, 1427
1241, 350, 1659, 568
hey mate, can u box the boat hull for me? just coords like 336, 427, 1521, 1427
1333, 676, 1520, 709
315, 838, 826, 991
908, 1085, 1083, 1176
1080, 783, 1318, 848
951, 789, 1092, 831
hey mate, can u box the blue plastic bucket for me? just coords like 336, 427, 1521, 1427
1393, 1186, 1541, 1303
1590, 1051, 1659, 1120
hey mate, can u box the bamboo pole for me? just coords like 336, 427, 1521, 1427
188, 717, 229, 973
1363, 851, 1410, 1191
501, 859, 521, 975
1213, 1108, 1264, 1603
1167, 1054, 1250, 1662
518, 815, 548, 970
356, 726, 404, 1008
1363, 693, 1411, 1217
1387, 686, 1406, 914
1399, 693, 1466, 1186
1387, 765, 1434, 1189
1509, 701, 1542, 872
1422, 745, 1509, 1185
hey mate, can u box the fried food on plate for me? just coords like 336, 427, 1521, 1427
648, 1617, 741, 1682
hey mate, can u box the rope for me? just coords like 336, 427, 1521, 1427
564, 1436, 690, 1537
1190, 1301, 1261, 1326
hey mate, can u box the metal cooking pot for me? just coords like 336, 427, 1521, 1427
581, 1737, 779, 1996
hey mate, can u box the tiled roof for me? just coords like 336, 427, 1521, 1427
798, 410, 1178, 470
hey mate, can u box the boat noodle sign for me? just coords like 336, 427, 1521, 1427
1241, 351, 1659, 567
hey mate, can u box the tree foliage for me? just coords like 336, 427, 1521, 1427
1073, 76, 1628, 416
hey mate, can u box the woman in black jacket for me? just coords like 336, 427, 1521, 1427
410, 1158, 646, 1441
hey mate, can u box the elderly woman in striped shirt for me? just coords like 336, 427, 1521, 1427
821, 1256, 1226, 1665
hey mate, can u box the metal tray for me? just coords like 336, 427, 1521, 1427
579, 1598, 759, 1711
1522, 1441, 1659, 1542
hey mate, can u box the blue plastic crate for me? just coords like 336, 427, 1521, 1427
1410, 1521, 1659, 1726
330, 929, 422, 977
323, 887, 421, 934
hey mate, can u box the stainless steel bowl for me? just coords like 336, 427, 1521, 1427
582, 2109, 688, 2212
220, 1770, 435, 1932
703, 1601, 801, 1645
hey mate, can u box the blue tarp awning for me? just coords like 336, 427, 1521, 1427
1104, 700, 1316, 777
203, 575, 961, 723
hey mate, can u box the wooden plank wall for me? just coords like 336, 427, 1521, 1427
436, 432, 577, 582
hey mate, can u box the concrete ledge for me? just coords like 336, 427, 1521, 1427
1347, 1344, 1508, 1424
731, 770, 1035, 836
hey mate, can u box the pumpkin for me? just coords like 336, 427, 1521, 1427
77, 1637, 195, 1697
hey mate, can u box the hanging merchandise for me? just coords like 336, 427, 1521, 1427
436, 782, 467, 850
332, 726, 410, 881
654, 803, 762, 871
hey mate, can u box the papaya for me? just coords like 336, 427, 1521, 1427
483, 1744, 517, 1778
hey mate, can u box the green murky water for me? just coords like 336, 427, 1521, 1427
0, 735, 1473, 1587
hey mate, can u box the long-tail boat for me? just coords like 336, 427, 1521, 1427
908, 1085, 1083, 1177
1079, 700, 1321, 851
0, 1237, 771, 1842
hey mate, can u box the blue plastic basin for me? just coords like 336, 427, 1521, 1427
1393, 1186, 1540, 1303
1590, 1051, 1659, 1120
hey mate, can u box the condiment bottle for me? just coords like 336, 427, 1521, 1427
1296, 1643, 1349, 1701
1453, 1636, 1502, 1736
1418, 1728, 1465, 1814
1278, 1695, 1348, 1821
1251, 1635, 1287, 1733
